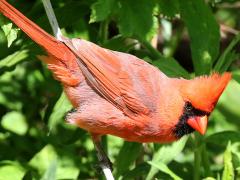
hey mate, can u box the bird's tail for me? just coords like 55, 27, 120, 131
0, 0, 81, 86
0, 0, 73, 61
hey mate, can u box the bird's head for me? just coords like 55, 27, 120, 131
172, 72, 231, 138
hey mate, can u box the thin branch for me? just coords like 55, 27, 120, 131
41, 0, 62, 40
216, 2, 240, 9
102, 167, 115, 180
91, 134, 115, 180
220, 24, 239, 36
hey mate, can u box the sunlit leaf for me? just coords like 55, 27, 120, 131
29, 145, 57, 174
0, 161, 25, 180
29, 145, 79, 179
222, 142, 234, 180
1, 23, 19, 47
41, 159, 57, 180
1, 111, 28, 135
146, 136, 188, 180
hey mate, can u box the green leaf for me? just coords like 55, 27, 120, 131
116, 0, 158, 41
103, 35, 135, 52
115, 142, 142, 178
146, 136, 188, 180
179, 0, 220, 75
29, 145, 79, 179
140, 39, 164, 59
0, 161, 25, 180
122, 163, 150, 179
222, 142, 234, 180
158, 0, 179, 18
41, 159, 57, 180
1, 111, 28, 135
29, 145, 57, 174
1, 23, 19, 47
0, 50, 29, 74
48, 92, 72, 133
90, 0, 116, 23
232, 70, 240, 84
214, 33, 240, 73
55, 156, 79, 180
0, 66, 25, 110
206, 131, 240, 147
231, 143, 240, 170
148, 161, 183, 180
212, 79, 240, 127
152, 57, 189, 78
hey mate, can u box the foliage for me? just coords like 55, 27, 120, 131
0, 0, 240, 179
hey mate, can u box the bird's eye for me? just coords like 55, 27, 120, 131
185, 102, 193, 111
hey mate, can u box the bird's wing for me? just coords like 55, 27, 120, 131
63, 38, 163, 116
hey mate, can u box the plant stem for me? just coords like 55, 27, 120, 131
99, 19, 109, 44
140, 39, 164, 60
193, 134, 202, 180
202, 144, 212, 177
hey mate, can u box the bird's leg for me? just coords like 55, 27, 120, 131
91, 133, 113, 171
91, 133, 115, 180
65, 109, 114, 179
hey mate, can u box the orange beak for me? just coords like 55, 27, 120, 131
187, 115, 208, 135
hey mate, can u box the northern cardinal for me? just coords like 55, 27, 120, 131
0, 0, 231, 169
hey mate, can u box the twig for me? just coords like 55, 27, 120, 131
220, 24, 239, 36
216, 2, 240, 9
99, 19, 109, 44
41, 0, 62, 40
92, 134, 115, 180
102, 167, 115, 180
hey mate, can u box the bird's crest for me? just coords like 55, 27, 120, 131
179, 73, 231, 112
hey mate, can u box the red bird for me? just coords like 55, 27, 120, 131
0, 0, 231, 165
